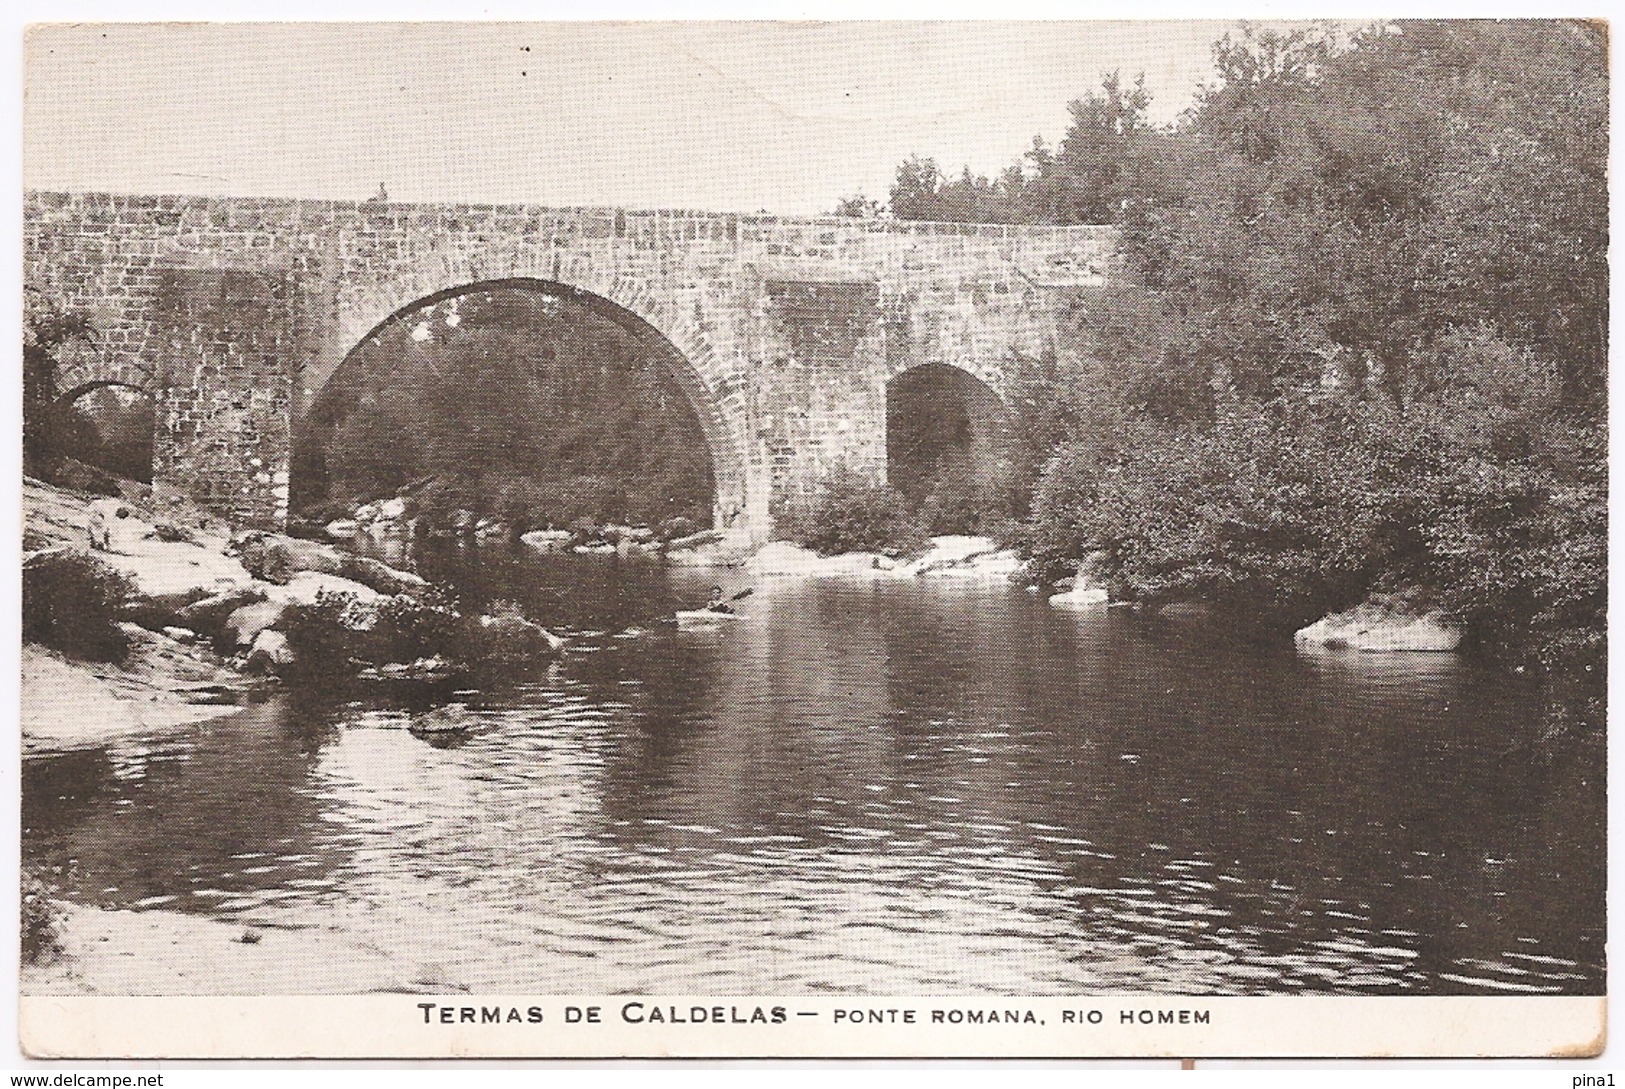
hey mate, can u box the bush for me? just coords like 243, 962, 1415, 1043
22, 551, 134, 661
369, 589, 471, 664
1025, 397, 1415, 627
278, 591, 367, 677
21, 871, 63, 967
774, 464, 927, 556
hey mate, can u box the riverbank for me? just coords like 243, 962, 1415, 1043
23, 902, 460, 995
21, 639, 247, 755
22, 478, 404, 754
746, 534, 1024, 581
24, 473, 582, 743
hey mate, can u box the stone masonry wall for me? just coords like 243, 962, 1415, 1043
150, 267, 296, 527
23, 190, 1116, 540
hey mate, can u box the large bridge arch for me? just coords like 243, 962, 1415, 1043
324, 260, 731, 409
309, 276, 750, 532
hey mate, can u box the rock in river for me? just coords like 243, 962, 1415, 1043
1295, 601, 1462, 652
1049, 585, 1108, 609
244, 629, 292, 671
224, 600, 288, 647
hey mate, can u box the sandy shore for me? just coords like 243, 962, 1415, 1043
22, 903, 455, 996
22, 639, 248, 755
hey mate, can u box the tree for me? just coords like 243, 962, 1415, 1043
308, 287, 715, 532
23, 290, 93, 477
1018, 20, 1606, 687
888, 156, 1010, 222
880, 73, 1165, 226
833, 194, 881, 219
1045, 72, 1158, 224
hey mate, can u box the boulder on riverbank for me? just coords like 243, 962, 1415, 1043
520, 528, 573, 553
665, 529, 750, 568
156, 573, 383, 651
235, 532, 427, 596
224, 600, 287, 647
244, 629, 292, 672
1295, 598, 1463, 653
1049, 585, 1108, 608
479, 612, 567, 656
1047, 550, 1113, 608
746, 535, 1024, 581
748, 540, 895, 577
900, 535, 1023, 581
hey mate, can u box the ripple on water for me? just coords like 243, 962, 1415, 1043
19, 564, 1604, 996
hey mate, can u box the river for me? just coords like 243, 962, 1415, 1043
22, 546, 1605, 995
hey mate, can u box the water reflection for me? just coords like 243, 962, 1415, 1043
22, 555, 1603, 995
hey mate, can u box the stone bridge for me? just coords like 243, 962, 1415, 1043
24, 190, 1116, 540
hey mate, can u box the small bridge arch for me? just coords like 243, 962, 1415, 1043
884, 361, 1013, 508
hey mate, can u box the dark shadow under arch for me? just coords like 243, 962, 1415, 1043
886, 363, 1011, 501
56, 381, 156, 485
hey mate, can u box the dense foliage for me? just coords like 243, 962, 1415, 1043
296, 287, 715, 533
22, 551, 135, 662
774, 464, 927, 556
863, 21, 1607, 693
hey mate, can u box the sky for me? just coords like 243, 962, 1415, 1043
23, 20, 1247, 214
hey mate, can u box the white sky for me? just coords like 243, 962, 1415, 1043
24, 20, 1243, 214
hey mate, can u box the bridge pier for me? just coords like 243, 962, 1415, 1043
149, 266, 299, 529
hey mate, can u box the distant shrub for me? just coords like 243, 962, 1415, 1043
22, 551, 134, 662
775, 464, 927, 556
